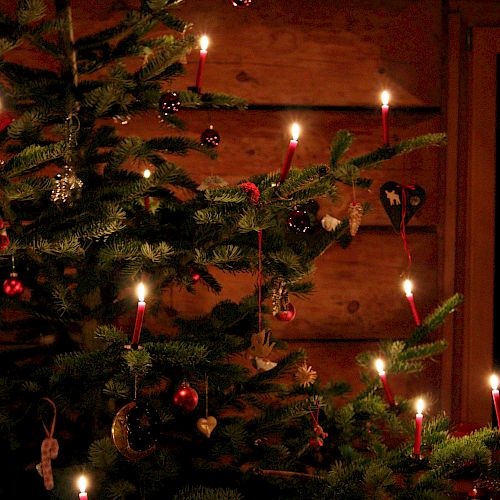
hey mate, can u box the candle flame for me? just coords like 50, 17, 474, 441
137, 282, 146, 302
491, 374, 499, 390
200, 35, 209, 50
403, 279, 413, 296
143, 168, 151, 179
416, 398, 424, 414
291, 123, 300, 141
375, 358, 385, 374
78, 476, 87, 493
381, 90, 390, 106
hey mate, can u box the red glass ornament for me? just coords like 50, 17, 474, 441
275, 302, 296, 322
3, 272, 24, 296
200, 125, 220, 148
173, 382, 199, 412
158, 92, 181, 117
231, 0, 252, 6
287, 210, 311, 233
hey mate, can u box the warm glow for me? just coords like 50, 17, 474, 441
143, 168, 151, 179
403, 279, 413, 296
416, 398, 424, 414
491, 374, 499, 391
291, 123, 300, 141
381, 90, 390, 106
137, 282, 146, 302
78, 476, 87, 493
200, 35, 209, 51
375, 358, 385, 374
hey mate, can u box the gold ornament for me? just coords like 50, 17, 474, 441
348, 201, 363, 236
196, 416, 217, 438
295, 362, 318, 387
249, 329, 275, 359
111, 401, 156, 460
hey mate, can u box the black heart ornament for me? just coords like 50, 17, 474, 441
379, 181, 426, 232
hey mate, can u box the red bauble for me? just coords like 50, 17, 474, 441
275, 302, 296, 322
231, 0, 252, 6
173, 382, 199, 412
0, 112, 15, 132
200, 125, 221, 148
192, 272, 201, 284
3, 272, 24, 296
287, 210, 311, 233
158, 91, 181, 117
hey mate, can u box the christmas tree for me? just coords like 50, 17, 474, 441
0, 1, 497, 499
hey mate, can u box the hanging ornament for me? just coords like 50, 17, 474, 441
196, 376, 217, 438
348, 201, 363, 236
287, 209, 311, 233
308, 399, 328, 448
239, 182, 260, 204
272, 279, 296, 322
249, 329, 276, 371
231, 0, 252, 6
197, 175, 228, 191
254, 357, 277, 371
51, 114, 83, 204
379, 181, 426, 232
321, 214, 341, 232
111, 400, 159, 460
0, 217, 10, 251
37, 398, 58, 490
173, 381, 199, 412
158, 91, 181, 117
191, 271, 201, 284
295, 362, 318, 388
200, 125, 220, 148
3, 255, 24, 296
0, 111, 15, 132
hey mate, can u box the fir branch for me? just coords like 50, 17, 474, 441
330, 130, 353, 167
3, 141, 65, 178
4, 176, 54, 201
16, 0, 47, 26
88, 437, 119, 469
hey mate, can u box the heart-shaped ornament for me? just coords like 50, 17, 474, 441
197, 416, 217, 438
379, 181, 426, 232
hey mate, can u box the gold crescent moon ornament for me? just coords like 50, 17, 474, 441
111, 401, 159, 460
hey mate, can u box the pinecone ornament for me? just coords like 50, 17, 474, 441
348, 201, 363, 236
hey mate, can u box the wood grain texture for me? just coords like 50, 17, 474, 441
120, 109, 443, 226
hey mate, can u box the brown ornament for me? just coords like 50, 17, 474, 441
348, 201, 363, 236
196, 416, 217, 438
249, 329, 275, 359
295, 362, 318, 388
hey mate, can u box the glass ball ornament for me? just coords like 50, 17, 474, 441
158, 91, 181, 117
287, 210, 311, 233
173, 381, 199, 412
200, 125, 221, 148
3, 272, 24, 296
231, 0, 252, 6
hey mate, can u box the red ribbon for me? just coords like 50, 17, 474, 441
397, 184, 415, 271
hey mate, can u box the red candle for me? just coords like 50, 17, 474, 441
381, 90, 390, 146
491, 375, 500, 427
413, 398, 424, 456
279, 123, 300, 184
78, 476, 88, 500
403, 279, 421, 326
131, 283, 146, 347
194, 35, 209, 93
143, 168, 151, 211
375, 358, 395, 406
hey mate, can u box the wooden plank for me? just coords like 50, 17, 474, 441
120, 109, 442, 226
0, 0, 442, 106
176, 0, 443, 106
154, 231, 438, 340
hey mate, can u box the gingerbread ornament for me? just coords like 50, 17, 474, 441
39, 398, 59, 490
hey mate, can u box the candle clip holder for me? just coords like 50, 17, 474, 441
124, 343, 144, 351
188, 85, 201, 95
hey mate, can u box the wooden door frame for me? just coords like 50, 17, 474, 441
443, 25, 499, 424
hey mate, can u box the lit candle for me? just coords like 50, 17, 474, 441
131, 283, 146, 348
194, 35, 209, 93
279, 123, 300, 184
381, 90, 390, 146
78, 476, 88, 500
413, 398, 424, 457
403, 279, 421, 326
375, 358, 395, 406
491, 374, 500, 427
143, 169, 151, 211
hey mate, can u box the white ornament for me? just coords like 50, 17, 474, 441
255, 357, 277, 371
321, 214, 341, 232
